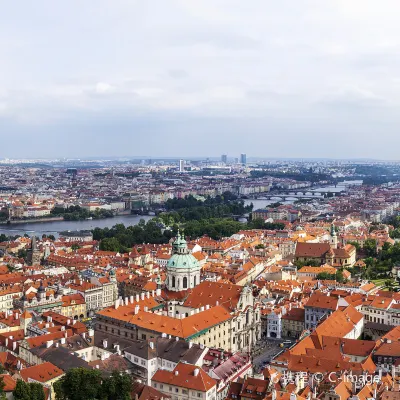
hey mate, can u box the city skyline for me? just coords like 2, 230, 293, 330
2, 1, 400, 159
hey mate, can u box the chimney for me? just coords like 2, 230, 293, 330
156, 288, 161, 296
194, 368, 199, 377
152, 290, 155, 297
141, 293, 145, 300
46, 340, 53, 348
130, 296, 134, 304
125, 297, 129, 306
162, 333, 167, 338
136, 294, 140, 302
135, 305, 140, 315
174, 371, 179, 376
115, 299, 119, 309
61, 337, 66, 344
146, 292, 150, 298
144, 306, 148, 312
205, 305, 210, 310
200, 306, 205, 312
88, 329, 94, 337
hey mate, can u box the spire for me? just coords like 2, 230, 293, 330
32, 235, 37, 250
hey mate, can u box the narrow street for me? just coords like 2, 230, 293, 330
252, 338, 296, 373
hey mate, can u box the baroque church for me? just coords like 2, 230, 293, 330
165, 232, 201, 292
164, 232, 261, 351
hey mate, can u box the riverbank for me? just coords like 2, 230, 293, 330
0, 216, 65, 225
0, 214, 153, 237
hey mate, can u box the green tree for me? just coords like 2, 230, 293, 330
0, 376, 6, 400
99, 237, 123, 252
346, 241, 361, 251
13, 380, 45, 400
102, 371, 132, 400
13, 380, 31, 400
17, 249, 28, 261
363, 239, 377, 257
29, 383, 45, 400
54, 368, 102, 400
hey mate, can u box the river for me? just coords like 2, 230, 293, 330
244, 199, 294, 209
0, 215, 152, 237
0, 200, 288, 237
0, 197, 317, 238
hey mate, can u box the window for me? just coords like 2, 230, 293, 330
172, 276, 176, 288
183, 277, 188, 289
175, 388, 179, 393
142, 334, 146, 340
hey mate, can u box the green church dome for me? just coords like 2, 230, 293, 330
167, 231, 200, 270
167, 253, 200, 269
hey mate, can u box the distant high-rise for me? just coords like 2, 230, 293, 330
240, 153, 247, 165
221, 154, 227, 164
179, 159, 185, 172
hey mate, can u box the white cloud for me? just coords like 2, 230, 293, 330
1, 0, 400, 158
95, 82, 114, 94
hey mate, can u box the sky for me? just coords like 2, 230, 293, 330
1, 0, 400, 159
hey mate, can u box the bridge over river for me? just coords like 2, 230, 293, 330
252, 189, 344, 201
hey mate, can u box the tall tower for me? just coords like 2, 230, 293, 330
20, 310, 32, 335
166, 232, 201, 292
240, 153, 247, 165
27, 236, 41, 266
221, 154, 227, 164
330, 223, 338, 249
179, 160, 185, 172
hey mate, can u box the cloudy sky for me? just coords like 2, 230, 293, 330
1, 0, 400, 159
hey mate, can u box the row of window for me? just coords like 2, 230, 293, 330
153, 383, 203, 397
